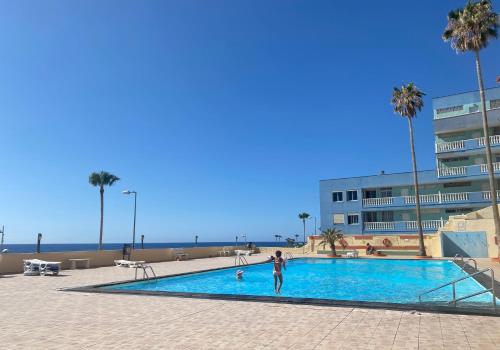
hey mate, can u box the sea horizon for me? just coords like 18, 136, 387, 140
0, 241, 288, 253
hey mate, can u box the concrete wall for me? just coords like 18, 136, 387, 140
0, 246, 240, 274
435, 206, 500, 258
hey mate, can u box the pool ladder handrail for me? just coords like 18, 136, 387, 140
285, 252, 294, 260
234, 255, 248, 266
134, 264, 157, 281
418, 267, 496, 311
460, 258, 478, 271
452, 254, 463, 262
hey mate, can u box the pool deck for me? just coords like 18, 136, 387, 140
1, 254, 500, 349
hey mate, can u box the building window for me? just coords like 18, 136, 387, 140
441, 156, 469, 163
491, 99, 500, 109
445, 208, 471, 214
333, 214, 345, 224
443, 181, 471, 188
347, 213, 359, 225
380, 187, 392, 197
347, 190, 358, 201
332, 191, 343, 202
381, 211, 394, 222
436, 105, 463, 114
469, 104, 480, 113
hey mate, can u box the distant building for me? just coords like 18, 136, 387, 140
320, 87, 500, 235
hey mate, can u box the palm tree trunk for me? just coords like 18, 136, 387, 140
475, 51, 500, 258
331, 242, 336, 256
408, 117, 426, 256
99, 186, 104, 250
302, 219, 306, 244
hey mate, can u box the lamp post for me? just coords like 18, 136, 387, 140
122, 190, 137, 249
141, 234, 145, 249
195, 235, 199, 246
36, 233, 42, 254
235, 235, 238, 245
0, 226, 4, 252
242, 234, 246, 244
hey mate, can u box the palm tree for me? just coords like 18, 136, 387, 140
443, 0, 500, 257
391, 83, 426, 256
318, 228, 343, 257
89, 171, 120, 250
298, 212, 310, 245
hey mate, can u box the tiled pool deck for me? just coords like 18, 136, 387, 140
1, 254, 500, 349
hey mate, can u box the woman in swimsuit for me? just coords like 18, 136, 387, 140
273, 250, 286, 294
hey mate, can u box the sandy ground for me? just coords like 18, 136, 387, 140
1, 254, 499, 350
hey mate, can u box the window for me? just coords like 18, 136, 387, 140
333, 214, 345, 224
347, 190, 358, 201
347, 213, 359, 225
491, 99, 500, 109
364, 190, 376, 199
446, 208, 472, 214
380, 187, 392, 197
436, 105, 463, 114
469, 104, 479, 113
332, 191, 343, 202
444, 181, 471, 188
381, 211, 394, 222
364, 212, 377, 222
441, 156, 469, 163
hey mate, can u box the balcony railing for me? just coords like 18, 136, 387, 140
362, 190, 498, 208
438, 162, 500, 178
364, 220, 445, 232
481, 190, 500, 200
437, 166, 467, 177
362, 197, 394, 206
435, 140, 465, 152
435, 135, 500, 153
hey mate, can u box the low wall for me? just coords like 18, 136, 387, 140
0, 246, 240, 274
306, 234, 435, 257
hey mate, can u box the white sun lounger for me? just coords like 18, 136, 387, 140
114, 260, 145, 268
24, 259, 61, 276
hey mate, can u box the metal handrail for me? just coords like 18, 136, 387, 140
461, 258, 478, 271
234, 255, 248, 266
418, 268, 496, 310
285, 252, 294, 260
134, 264, 157, 281
452, 254, 463, 262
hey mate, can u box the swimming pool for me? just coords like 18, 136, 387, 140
101, 258, 497, 308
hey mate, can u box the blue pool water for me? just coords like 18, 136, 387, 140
106, 258, 497, 306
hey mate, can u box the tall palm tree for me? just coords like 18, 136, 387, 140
391, 83, 426, 256
89, 171, 120, 250
298, 212, 310, 245
443, 0, 500, 257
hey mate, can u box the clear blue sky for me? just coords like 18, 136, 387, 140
1, 1, 499, 244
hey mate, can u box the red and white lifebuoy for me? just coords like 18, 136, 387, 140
382, 238, 391, 247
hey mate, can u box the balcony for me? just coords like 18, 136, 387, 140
362, 190, 500, 208
435, 135, 500, 154
437, 162, 500, 178
364, 220, 445, 232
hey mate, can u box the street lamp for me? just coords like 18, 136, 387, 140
242, 234, 246, 244
122, 190, 138, 249
36, 233, 42, 254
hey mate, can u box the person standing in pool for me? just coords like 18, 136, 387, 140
273, 250, 286, 294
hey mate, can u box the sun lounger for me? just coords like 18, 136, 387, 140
23, 259, 61, 276
346, 250, 359, 258
217, 247, 232, 256
235, 250, 252, 257
114, 260, 145, 268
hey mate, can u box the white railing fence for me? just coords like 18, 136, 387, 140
362, 197, 394, 206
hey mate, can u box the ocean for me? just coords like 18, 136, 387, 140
0, 242, 287, 253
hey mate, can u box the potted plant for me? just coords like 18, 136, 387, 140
318, 228, 343, 257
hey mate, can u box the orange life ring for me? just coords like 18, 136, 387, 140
339, 238, 348, 248
382, 238, 391, 247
